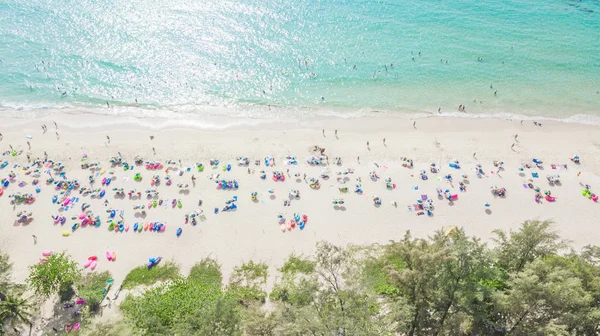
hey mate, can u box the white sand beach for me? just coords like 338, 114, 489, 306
1, 111, 600, 308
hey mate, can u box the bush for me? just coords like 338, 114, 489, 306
188, 258, 222, 287
122, 262, 180, 290
121, 278, 240, 335
77, 271, 112, 312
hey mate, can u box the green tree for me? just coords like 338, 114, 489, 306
376, 229, 501, 336
26, 251, 81, 298
0, 291, 33, 334
268, 242, 394, 336
492, 257, 593, 335
240, 303, 278, 336
534, 253, 600, 335
228, 260, 269, 304
492, 219, 566, 273
0, 251, 33, 335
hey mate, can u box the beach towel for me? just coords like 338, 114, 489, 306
532, 172, 539, 178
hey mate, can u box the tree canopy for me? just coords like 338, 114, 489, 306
26, 251, 81, 298
3, 219, 600, 335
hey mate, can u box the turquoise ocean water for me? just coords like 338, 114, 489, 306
1, 0, 599, 121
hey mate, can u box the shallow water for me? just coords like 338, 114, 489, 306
1, 0, 599, 120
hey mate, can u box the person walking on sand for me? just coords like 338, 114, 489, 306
56, 132, 59, 140
366, 141, 370, 149
53, 121, 57, 129
152, 147, 156, 155
335, 130, 338, 137
383, 138, 386, 145
514, 134, 519, 142
32, 235, 37, 244
473, 152, 476, 158
511, 143, 516, 151
106, 135, 110, 144
322, 129, 325, 137
27, 141, 31, 150
413, 121, 417, 129
357, 156, 360, 163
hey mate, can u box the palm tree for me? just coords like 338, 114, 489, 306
0, 292, 33, 335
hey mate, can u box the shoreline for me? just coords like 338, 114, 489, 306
2, 103, 600, 130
